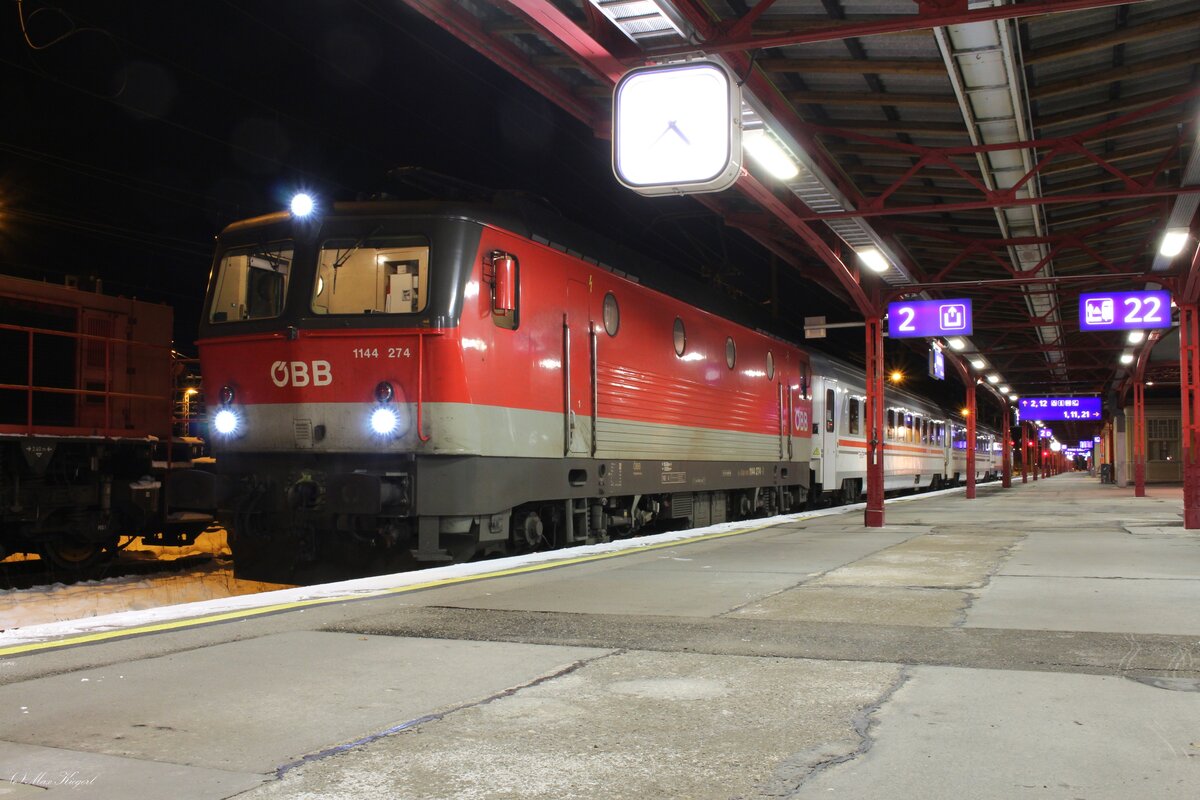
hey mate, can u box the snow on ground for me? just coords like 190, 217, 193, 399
0, 530, 286, 632
0, 486, 967, 647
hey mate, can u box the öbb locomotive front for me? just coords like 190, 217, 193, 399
199, 201, 813, 582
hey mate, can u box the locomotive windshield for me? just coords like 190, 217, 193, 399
313, 236, 429, 315
208, 241, 294, 323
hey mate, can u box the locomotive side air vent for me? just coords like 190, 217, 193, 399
669, 493, 693, 520
568, 469, 587, 487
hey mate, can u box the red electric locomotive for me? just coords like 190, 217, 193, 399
199, 198, 813, 582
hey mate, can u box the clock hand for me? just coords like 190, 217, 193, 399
666, 120, 691, 145
651, 120, 692, 148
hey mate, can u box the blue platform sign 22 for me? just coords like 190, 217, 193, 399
887, 299, 973, 338
1078, 290, 1171, 331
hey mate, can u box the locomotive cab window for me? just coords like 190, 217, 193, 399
209, 242, 294, 323
312, 236, 429, 316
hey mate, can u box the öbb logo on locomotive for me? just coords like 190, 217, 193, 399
270, 360, 332, 388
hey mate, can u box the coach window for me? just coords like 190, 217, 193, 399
887, 409, 896, 439
905, 413, 914, 443
824, 388, 835, 432
725, 337, 736, 369
766, 351, 774, 380
673, 318, 687, 356
847, 397, 859, 435
313, 237, 429, 317
210, 242, 294, 322
602, 292, 619, 336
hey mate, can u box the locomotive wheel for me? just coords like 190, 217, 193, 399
40, 537, 113, 573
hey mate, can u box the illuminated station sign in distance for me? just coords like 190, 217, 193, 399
1019, 397, 1103, 421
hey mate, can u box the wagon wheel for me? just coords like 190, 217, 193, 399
40, 537, 113, 572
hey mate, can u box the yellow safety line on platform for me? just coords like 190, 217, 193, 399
0, 519, 783, 658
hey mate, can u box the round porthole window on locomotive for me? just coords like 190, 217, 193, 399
766, 350, 774, 379
673, 317, 686, 356
603, 292, 619, 336
726, 336, 736, 369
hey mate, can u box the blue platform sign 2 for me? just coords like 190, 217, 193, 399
1078, 290, 1171, 331
1019, 397, 1102, 421
887, 299, 972, 338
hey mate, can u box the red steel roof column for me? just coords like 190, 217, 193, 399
1133, 379, 1147, 497
1179, 303, 1200, 528
1002, 403, 1012, 489
966, 381, 977, 499
1021, 422, 1029, 484
864, 316, 885, 527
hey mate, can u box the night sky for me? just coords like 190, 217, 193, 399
0, 1, 950, 409
2, 3, 762, 341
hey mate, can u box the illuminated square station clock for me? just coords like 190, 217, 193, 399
612, 60, 742, 197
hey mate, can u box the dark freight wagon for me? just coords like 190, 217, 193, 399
0, 274, 213, 571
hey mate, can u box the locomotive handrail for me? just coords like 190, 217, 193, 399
0, 320, 173, 438
590, 322, 598, 458
416, 330, 431, 443
562, 314, 571, 456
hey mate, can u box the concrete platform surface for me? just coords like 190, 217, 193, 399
0, 473, 1197, 799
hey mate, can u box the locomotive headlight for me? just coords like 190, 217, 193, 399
213, 408, 240, 436
290, 192, 315, 217
370, 407, 400, 436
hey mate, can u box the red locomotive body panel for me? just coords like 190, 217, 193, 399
200, 224, 812, 456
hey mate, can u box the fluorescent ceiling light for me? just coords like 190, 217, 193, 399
1119, 353, 1134, 364
970, 358, 985, 369
999, 386, 1010, 393
987, 374, 1000, 384
1127, 330, 1145, 344
742, 129, 800, 181
946, 337, 965, 351
857, 247, 890, 274
1160, 228, 1189, 257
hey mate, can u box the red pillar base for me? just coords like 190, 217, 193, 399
864, 507, 885, 527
